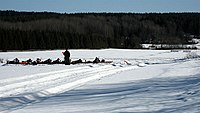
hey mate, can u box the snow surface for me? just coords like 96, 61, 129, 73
0, 49, 200, 113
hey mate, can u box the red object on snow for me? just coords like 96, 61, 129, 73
20, 61, 29, 65
62, 52, 64, 55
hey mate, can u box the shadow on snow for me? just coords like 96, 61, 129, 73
0, 74, 200, 113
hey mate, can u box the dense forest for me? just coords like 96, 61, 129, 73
0, 11, 199, 50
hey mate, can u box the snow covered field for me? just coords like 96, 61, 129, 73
0, 49, 200, 113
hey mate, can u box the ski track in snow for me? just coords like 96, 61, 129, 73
38, 75, 200, 113
0, 50, 200, 113
0, 65, 112, 97
3, 69, 200, 113
0, 64, 138, 112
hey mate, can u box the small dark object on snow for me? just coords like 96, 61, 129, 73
27, 59, 32, 63
93, 57, 100, 63
36, 58, 42, 64
52, 58, 62, 64
101, 59, 105, 63
85, 61, 93, 63
20, 59, 33, 65
7, 58, 19, 64
32, 61, 37, 65
71, 59, 83, 64
42, 58, 52, 64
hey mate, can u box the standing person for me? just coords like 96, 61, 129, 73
63, 48, 71, 65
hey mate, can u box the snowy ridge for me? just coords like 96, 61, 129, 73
0, 65, 113, 98
0, 66, 90, 86
0, 64, 138, 112
43, 65, 138, 95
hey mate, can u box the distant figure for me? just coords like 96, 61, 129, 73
63, 48, 71, 65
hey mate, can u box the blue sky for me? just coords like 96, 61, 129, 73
0, 0, 200, 13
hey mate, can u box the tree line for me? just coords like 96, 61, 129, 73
0, 11, 199, 50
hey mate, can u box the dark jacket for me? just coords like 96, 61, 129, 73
64, 50, 70, 65
64, 50, 70, 58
